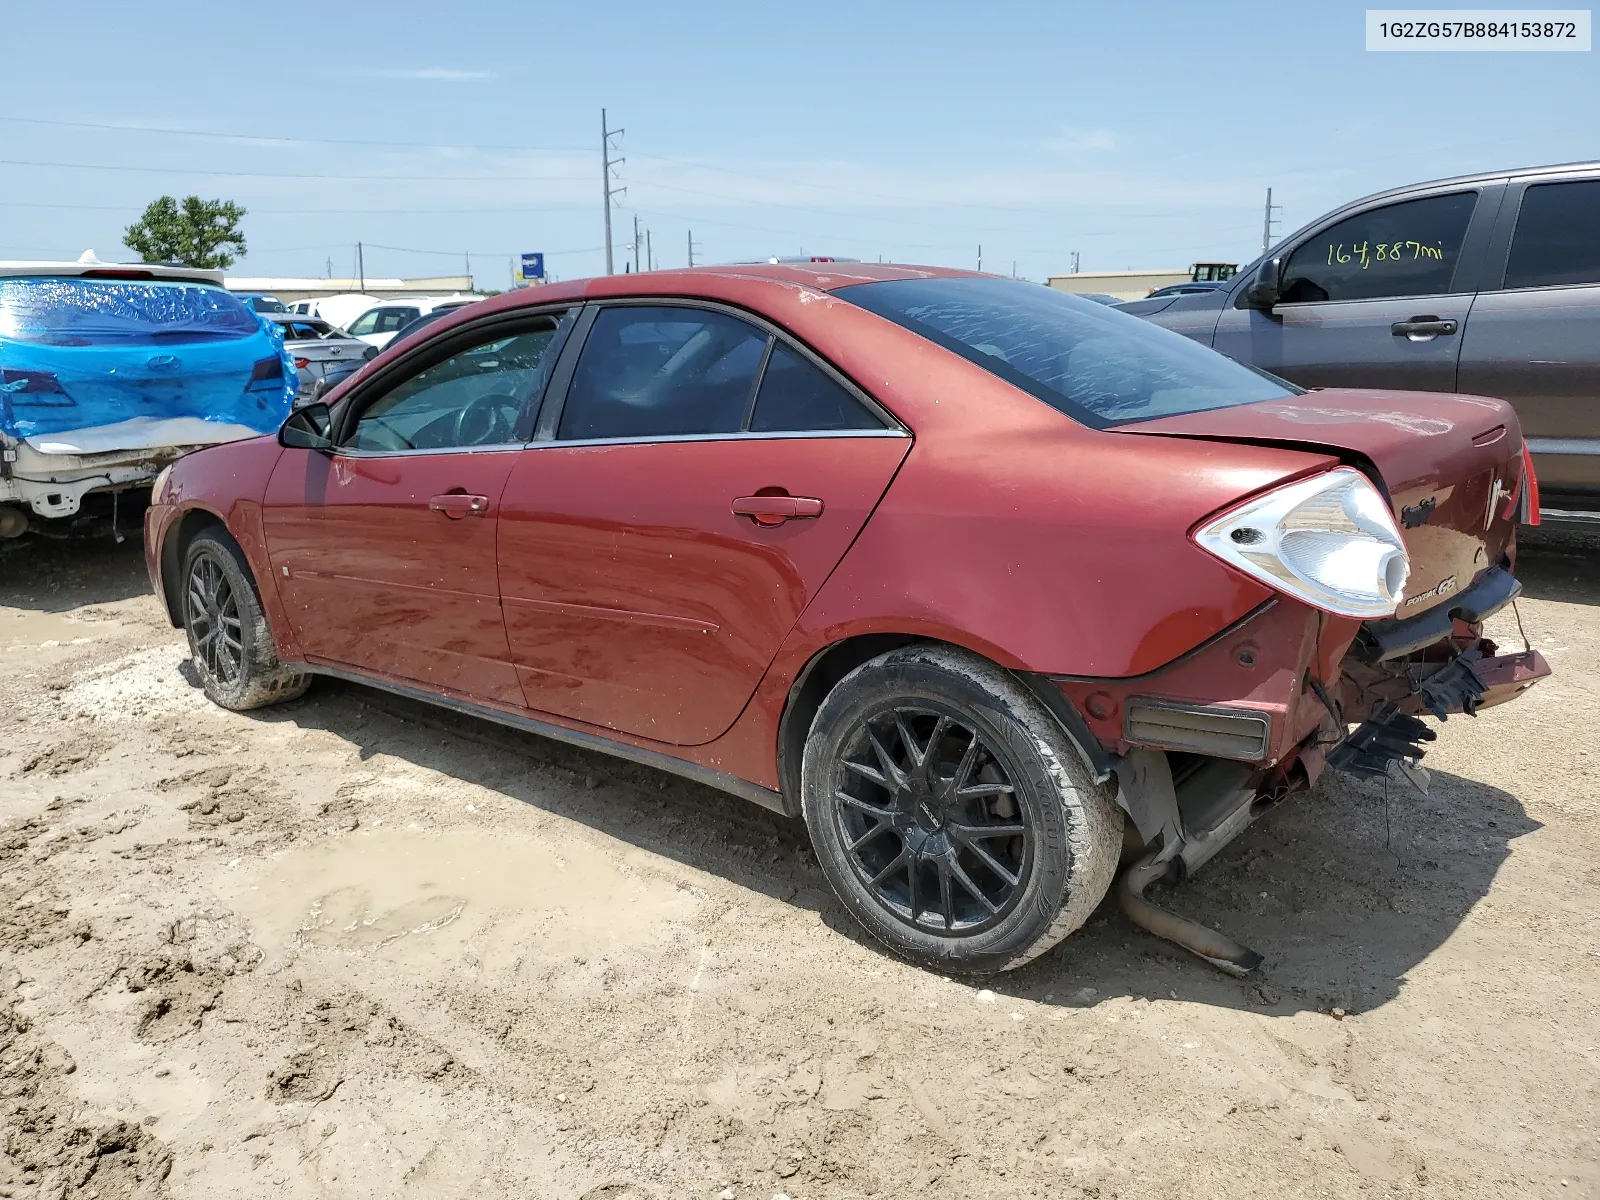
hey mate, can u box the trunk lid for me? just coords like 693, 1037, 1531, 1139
1117, 388, 1526, 620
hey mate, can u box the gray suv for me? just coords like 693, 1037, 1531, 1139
1121, 162, 1600, 519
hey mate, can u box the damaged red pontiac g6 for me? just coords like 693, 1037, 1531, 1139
142, 263, 1551, 974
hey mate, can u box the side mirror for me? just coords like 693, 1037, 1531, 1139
279, 402, 333, 451
1236, 255, 1284, 310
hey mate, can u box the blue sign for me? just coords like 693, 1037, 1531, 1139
520, 252, 545, 281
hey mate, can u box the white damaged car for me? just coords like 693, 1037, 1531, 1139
0, 253, 295, 539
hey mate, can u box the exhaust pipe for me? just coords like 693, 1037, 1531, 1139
1117, 851, 1264, 977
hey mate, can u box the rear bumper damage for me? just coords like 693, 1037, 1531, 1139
1047, 574, 1550, 975
0, 419, 261, 529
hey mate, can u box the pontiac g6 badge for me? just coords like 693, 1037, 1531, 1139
1403, 575, 1459, 607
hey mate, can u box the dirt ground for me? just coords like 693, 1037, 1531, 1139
1, 526, 1596, 1200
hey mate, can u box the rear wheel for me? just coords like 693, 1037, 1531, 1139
182, 529, 310, 711
801, 644, 1122, 974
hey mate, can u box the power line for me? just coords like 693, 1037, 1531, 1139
0, 158, 591, 183
0, 114, 589, 154
0, 201, 593, 216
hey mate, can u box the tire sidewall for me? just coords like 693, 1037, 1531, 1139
181, 532, 275, 709
801, 649, 1102, 974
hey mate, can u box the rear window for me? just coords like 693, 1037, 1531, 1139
0, 277, 260, 347
836, 276, 1298, 426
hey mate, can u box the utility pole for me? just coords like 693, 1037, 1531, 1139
646, 228, 653, 272
356, 242, 364, 292
632, 214, 641, 273
1261, 187, 1282, 254
1070, 251, 1080, 274
1011, 261, 1017, 279
977, 244, 983, 272
601, 108, 626, 275
687, 229, 697, 268
325, 255, 332, 279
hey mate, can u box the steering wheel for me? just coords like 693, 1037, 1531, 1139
452, 392, 521, 446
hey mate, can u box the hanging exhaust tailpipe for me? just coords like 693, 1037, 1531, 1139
1117, 850, 1264, 977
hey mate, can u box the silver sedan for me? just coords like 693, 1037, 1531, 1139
267, 315, 376, 400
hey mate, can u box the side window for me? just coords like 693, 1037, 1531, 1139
346, 309, 380, 335
558, 306, 767, 440
750, 344, 881, 433
1280, 192, 1479, 303
344, 323, 558, 452
1504, 180, 1600, 289
373, 308, 418, 334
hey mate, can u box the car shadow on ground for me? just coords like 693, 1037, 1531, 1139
0, 535, 152, 611
1515, 524, 1600, 604
244, 675, 1539, 1021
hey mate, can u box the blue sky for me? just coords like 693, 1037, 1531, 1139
2, 1, 1596, 286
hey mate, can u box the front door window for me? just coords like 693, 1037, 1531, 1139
1280, 191, 1479, 303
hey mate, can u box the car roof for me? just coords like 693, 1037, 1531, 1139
0, 258, 224, 284
1340, 159, 1600, 207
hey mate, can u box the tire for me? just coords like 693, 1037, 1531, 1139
181, 528, 310, 711
800, 644, 1122, 974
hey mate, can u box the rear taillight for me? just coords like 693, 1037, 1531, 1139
0, 369, 74, 405
1519, 445, 1541, 526
247, 356, 285, 392
293, 357, 310, 369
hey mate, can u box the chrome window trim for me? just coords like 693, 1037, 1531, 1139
521, 429, 909, 450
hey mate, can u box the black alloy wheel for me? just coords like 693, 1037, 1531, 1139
833, 705, 1031, 935
186, 553, 244, 687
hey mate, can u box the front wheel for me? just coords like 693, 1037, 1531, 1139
182, 529, 310, 711
800, 644, 1122, 975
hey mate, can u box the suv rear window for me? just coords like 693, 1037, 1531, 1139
0, 277, 260, 347
836, 276, 1298, 427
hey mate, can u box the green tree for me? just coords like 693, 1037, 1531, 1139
123, 195, 248, 269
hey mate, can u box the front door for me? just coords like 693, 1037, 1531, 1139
262, 318, 564, 704
1214, 189, 1484, 393
1457, 176, 1600, 504
497, 305, 910, 745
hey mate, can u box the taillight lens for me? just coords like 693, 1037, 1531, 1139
247, 356, 285, 392
1194, 468, 1410, 619
1519, 445, 1541, 526
293, 357, 310, 369
0, 369, 74, 405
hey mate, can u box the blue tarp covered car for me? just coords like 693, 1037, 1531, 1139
0, 255, 294, 537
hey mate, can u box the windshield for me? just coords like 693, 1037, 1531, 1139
836, 276, 1299, 426
0, 277, 261, 347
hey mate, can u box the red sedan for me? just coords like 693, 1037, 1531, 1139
144, 264, 1549, 975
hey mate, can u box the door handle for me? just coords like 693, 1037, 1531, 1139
732, 495, 824, 526
1391, 316, 1459, 340
429, 493, 490, 519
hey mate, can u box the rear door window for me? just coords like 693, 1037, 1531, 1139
1503, 179, 1600, 289
1280, 191, 1479, 303
557, 306, 768, 439
749, 344, 881, 432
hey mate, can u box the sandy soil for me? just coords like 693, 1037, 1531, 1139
1, 527, 1597, 1200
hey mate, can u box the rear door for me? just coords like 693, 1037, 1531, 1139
497, 302, 910, 745
262, 312, 567, 703
1457, 173, 1600, 506
1213, 186, 1500, 392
